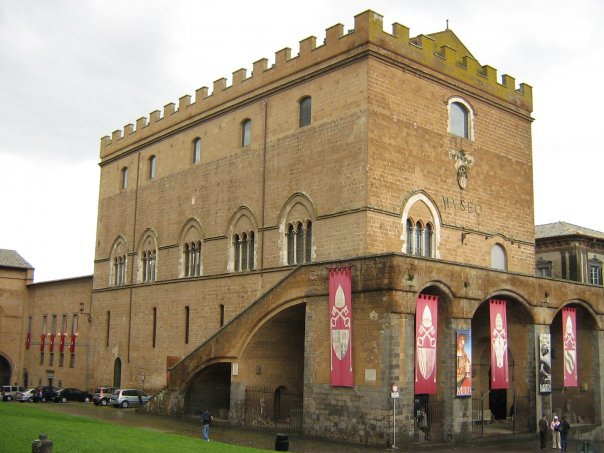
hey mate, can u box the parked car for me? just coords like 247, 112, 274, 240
32, 386, 57, 403
52, 388, 93, 403
1, 385, 25, 401
15, 389, 35, 402
109, 389, 150, 408
92, 386, 117, 406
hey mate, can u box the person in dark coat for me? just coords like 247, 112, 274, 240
201, 408, 213, 441
538, 413, 548, 449
559, 415, 571, 451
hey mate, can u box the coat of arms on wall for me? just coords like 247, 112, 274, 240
448, 149, 475, 190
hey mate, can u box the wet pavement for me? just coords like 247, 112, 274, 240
29, 402, 604, 452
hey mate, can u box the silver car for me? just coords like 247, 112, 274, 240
15, 388, 35, 402
109, 388, 150, 408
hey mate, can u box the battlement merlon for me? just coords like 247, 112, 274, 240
100, 10, 532, 159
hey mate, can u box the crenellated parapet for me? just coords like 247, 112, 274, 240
100, 10, 532, 158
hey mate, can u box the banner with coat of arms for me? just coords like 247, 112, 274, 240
490, 299, 509, 389
329, 266, 353, 387
562, 307, 577, 387
415, 294, 438, 394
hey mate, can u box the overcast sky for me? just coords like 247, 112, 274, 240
1, 0, 603, 282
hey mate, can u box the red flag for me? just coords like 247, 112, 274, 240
69, 334, 77, 353
25, 332, 31, 350
490, 300, 509, 389
329, 266, 353, 387
562, 307, 578, 387
40, 334, 46, 352
49, 334, 56, 352
59, 334, 66, 353
415, 294, 438, 394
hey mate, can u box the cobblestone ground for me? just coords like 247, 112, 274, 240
28, 402, 603, 453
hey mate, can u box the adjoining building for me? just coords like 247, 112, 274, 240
1, 10, 603, 447
536, 221, 604, 285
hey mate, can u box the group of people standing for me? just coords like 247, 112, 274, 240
539, 413, 571, 451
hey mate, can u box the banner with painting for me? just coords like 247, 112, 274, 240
538, 333, 552, 393
456, 329, 472, 397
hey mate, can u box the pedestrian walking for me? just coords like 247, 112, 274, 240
559, 415, 571, 451
201, 408, 213, 441
550, 415, 561, 449
538, 413, 548, 449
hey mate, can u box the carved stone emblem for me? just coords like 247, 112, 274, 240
448, 149, 475, 190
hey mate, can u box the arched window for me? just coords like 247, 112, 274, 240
305, 222, 312, 262
110, 236, 127, 287
121, 167, 128, 190
193, 138, 201, 163
424, 223, 433, 257
234, 234, 241, 271
415, 222, 423, 256
490, 244, 507, 271
241, 119, 251, 147
142, 250, 156, 282
449, 101, 471, 139
406, 219, 414, 255
299, 96, 312, 127
183, 241, 201, 277
148, 155, 156, 179
232, 231, 255, 272
287, 225, 295, 265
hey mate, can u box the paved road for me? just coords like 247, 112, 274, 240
27, 402, 603, 452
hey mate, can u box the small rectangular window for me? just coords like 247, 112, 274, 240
152, 307, 157, 348
121, 167, 128, 189
242, 120, 251, 147
185, 306, 190, 345
148, 156, 156, 179
299, 97, 312, 127
193, 138, 201, 163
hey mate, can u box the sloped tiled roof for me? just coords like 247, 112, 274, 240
0, 249, 33, 269
535, 222, 604, 240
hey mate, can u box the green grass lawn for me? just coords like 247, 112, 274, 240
0, 403, 268, 453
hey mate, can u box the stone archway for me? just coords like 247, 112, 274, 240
236, 303, 306, 430
0, 355, 11, 385
185, 363, 231, 418
550, 303, 599, 425
471, 296, 534, 432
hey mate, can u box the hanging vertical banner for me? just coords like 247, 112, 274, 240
69, 334, 77, 353
49, 333, 56, 352
415, 294, 438, 394
539, 333, 552, 393
562, 307, 577, 387
59, 333, 66, 353
329, 266, 353, 387
25, 332, 31, 350
39, 334, 46, 352
490, 299, 509, 389
456, 329, 472, 397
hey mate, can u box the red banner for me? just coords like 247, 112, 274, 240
490, 300, 509, 389
415, 294, 438, 394
59, 334, 66, 353
25, 332, 31, 350
69, 334, 77, 353
563, 307, 578, 387
40, 334, 46, 352
329, 266, 353, 387
49, 334, 56, 352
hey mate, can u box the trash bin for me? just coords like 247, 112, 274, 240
275, 433, 289, 451
32, 433, 53, 453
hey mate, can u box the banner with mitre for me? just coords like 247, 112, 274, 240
329, 266, 353, 387
415, 294, 438, 394
490, 300, 509, 389
563, 307, 578, 387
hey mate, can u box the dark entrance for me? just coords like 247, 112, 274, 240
489, 387, 507, 420
0, 356, 11, 385
185, 362, 231, 418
